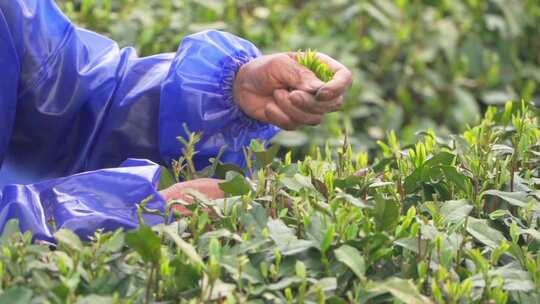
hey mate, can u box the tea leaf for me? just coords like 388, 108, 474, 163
373, 195, 400, 232
267, 219, 317, 255
163, 224, 204, 267
0, 287, 33, 304
0, 219, 20, 245
54, 229, 83, 252
369, 278, 433, 304
334, 245, 366, 278
253, 144, 280, 167
466, 218, 507, 248
125, 225, 161, 264
483, 190, 537, 209
219, 171, 252, 196
440, 200, 473, 224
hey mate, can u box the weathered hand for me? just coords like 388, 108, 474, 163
233, 52, 352, 130
159, 178, 224, 216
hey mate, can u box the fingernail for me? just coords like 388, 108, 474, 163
315, 87, 326, 101
309, 80, 324, 91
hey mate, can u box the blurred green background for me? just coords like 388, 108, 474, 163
58, 0, 540, 156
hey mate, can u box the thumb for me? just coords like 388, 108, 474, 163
276, 54, 325, 93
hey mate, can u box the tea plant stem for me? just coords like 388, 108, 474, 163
455, 217, 469, 274
417, 229, 423, 261
424, 243, 433, 294
269, 169, 277, 218
208, 282, 215, 303
491, 196, 498, 214
145, 263, 155, 304
198, 282, 206, 303
155, 264, 161, 301
397, 177, 405, 203
243, 147, 254, 178
510, 160, 516, 192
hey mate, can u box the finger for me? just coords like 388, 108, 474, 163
272, 54, 325, 93
290, 52, 352, 101
273, 89, 323, 125
171, 204, 193, 217
316, 69, 352, 101
159, 179, 224, 202
160, 183, 189, 202
264, 102, 301, 130
289, 90, 344, 114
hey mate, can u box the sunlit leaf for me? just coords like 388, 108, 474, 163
369, 278, 433, 304
54, 229, 83, 253
466, 218, 507, 248
334, 245, 366, 278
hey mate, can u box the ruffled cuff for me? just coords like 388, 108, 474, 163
159, 30, 280, 169
219, 52, 270, 132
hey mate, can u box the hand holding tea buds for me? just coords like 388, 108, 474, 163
233, 52, 352, 130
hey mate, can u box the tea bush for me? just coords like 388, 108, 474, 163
1, 101, 540, 303
57, 0, 540, 154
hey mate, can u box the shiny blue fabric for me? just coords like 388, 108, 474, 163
0, 0, 280, 241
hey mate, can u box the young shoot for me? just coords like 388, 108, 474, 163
297, 49, 335, 83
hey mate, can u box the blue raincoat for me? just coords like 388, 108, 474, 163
0, 0, 279, 241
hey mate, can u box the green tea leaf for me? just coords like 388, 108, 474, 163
0, 219, 20, 245
334, 245, 366, 278
334, 175, 363, 189
54, 229, 83, 252
0, 287, 33, 304
423, 152, 455, 168
281, 173, 316, 192
439, 165, 469, 192
369, 278, 433, 304
335, 192, 368, 208
75, 295, 115, 304
373, 195, 400, 232
125, 225, 161, 264
221, 255, 263, 284
440, 200, 473, 224
158, 166, 176, 190
213, 162, 245, 180
483, 190, 537, 209
267, 219, 317, 255
253, 144, 280, 167
405, 152, 457, 193
219, 171, 252, 196
163, 224, 204, 267
320, 224, 335, 254
466, 218, 507, 248
311, 175, 329, 200
470, 266, 535, 291
172, 258, 200, 291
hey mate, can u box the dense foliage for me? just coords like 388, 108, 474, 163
1, 101, 540, 303
4, 1, 539, 302
57, 0, 540, 154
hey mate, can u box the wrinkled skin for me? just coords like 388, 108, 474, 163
160, 52, 352, 206
234, 52, 352, 130
159, 178, 224, 215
